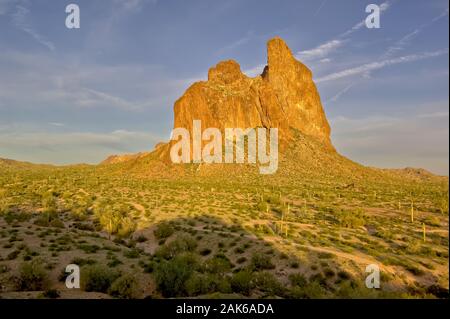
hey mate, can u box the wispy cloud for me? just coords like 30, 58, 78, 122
313, 0, 327, 17
294, 1, 391, 64
382, 8, 449, 58
49, 122, 64, 127
216, 31, 254, 55
296, 40, 345, 61
113, 0, 157, 11
316, 49, 449, 83
325, 83, 356, 102
11, 4, 55, 51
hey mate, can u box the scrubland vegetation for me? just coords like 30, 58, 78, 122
0, 134, 448, 299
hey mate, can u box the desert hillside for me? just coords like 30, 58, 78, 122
0, 38, 448, 299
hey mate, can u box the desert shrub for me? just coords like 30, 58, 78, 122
50, 219, 65, 228
34, 215, 50, 227
0, 264, 10, 274
250, 253, 275, 270
124, 248, 140, 259
81, 265, 120, 293
337, 270, 352, 280
15, 260, 49, 291
107, 257, 123, 268
154, 253, 198, 297
141, 261, 154, 273
42, 193, 57, 213
135, 235, 148, 243
185, 273, 231, 296
155, 235, 197, 260
323, 268, 335, 278
317, 252, 334, 259
253, 272, 283, 296
7, 249, 20, 260
256, 201, 268, 212
289, 281, 327, 299
3, 211, 32, 224
71, 257, 97, 267
77, 244, 100, 254
309, 273, 327, 287
336, 280, 377, 298
117, 217, 136, 238
95, 207, 136, 238
154, 223, 175, 240
264, 194, 281, 206
289, 273, 307, 287
423, 216, 440, 227
335, 209, 366, 228
108, 274, 139, 299
203, 253, 233, 275
230, 270, 254, 296
73, 222, 95, 231
404, 264, 425, 276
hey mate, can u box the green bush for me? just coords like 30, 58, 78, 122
7, 249, 20, 260
136, 235, 148, 242
154, 253, 198, 297
50, 219, 65, 228
81, 265, 120, 293
289, 281, 327, 299
154, 223, 175, 240
250, 253, 275, 270
335, 209, 366, 228
155, 235, 197, 260
230, 270, 254, 296
203, 253, 233, 275
108, 274, 139, 299
253, 272, 283, 296
289, 273, 307, 287
124, 248, 140, 259
15, 260, 49, 291
184, 273, 232, 297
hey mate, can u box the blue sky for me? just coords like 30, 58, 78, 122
0, 0, 448, 174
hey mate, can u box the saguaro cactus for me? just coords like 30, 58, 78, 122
423, 223, 426, 242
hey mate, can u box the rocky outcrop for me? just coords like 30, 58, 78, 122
172, 37, 333, 149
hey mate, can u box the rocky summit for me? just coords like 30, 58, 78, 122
171, 37, 333, 151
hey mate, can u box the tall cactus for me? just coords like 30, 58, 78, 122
423, 223, 426, 242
